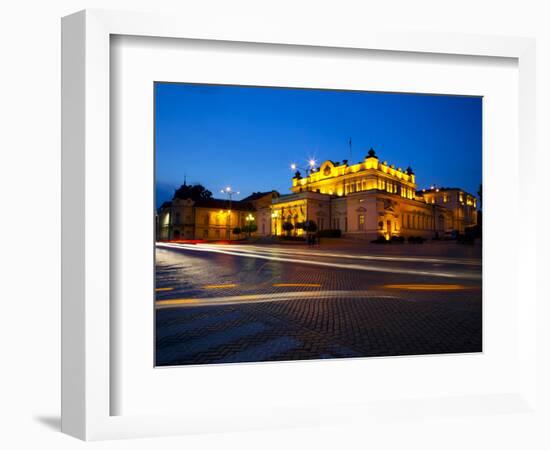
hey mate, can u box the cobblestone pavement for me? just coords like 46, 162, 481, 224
155, 242, 482, 366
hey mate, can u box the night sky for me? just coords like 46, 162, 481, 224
155, 83, 482, 208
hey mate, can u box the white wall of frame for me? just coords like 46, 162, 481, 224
1, 1, 549, 449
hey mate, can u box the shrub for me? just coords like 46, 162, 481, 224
371, 236, 389, 244
390, 235, 405, 243
232, 227, 242, 235
317, 229, 342, 238
280, 235, 306, 241
457, 234, 475, 245
407, 236, 425, 244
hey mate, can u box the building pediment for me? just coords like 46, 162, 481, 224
381, 199, 396, 212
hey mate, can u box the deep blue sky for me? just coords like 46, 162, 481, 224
155, 83, 481, 208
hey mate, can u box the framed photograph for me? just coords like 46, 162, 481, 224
62, 9, 537, 440
153, 82, 483, 368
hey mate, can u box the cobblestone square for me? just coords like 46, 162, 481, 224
155, 241, 482, 366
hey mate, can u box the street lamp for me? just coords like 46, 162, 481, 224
290, 159, 317, 193
245, 213, 255, 237
290, 159, 317, 175
220, 186, 239, 239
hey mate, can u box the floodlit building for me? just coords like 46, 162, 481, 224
157, 149, 478, 241
270, 149, 478, 240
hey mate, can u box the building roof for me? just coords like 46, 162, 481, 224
193, 198, 255, 211
416, 187, 475, 195
240, 191, 276, 202
158, 197, 255, 211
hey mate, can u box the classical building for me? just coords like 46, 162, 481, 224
157, 148, 478, 241
270, 149, 477, 240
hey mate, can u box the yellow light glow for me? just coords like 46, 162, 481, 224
156, 298, 199, 306
272, 283, 322, 287
155, 287, 174, 292
204, 284, 238, 289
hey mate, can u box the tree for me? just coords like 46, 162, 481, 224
232, 227, 242, 238
242, 223, 257, 237
303, 220, 318, 233
173, 183, 213, 201
282, 221, 294, 236
477, 183, 482, 209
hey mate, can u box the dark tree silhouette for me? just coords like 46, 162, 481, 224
173, 184, 213, 201
242, 223, 257, 237
477, 183, 482, 209
282, 222, 294, 236
303, 220, 318, 233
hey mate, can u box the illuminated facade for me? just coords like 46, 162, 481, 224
270, 149, 478, 240
157, 192, 275, 241
157, 149, 477, 241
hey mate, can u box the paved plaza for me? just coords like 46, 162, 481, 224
155, 240, 482, 366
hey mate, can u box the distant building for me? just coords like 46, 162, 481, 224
157, 191, 277, 241
157, 149, 477, 241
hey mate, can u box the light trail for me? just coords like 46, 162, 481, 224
191, 243, 482, 266
157, 242, 481, 280
382, 284, 475, 291
156, 290, 399, 309
204, 284, 238, 289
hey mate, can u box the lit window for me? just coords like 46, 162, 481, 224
358, 214, 365, 231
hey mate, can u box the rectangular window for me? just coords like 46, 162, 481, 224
344, 217, 348, 232
358, 214, 365, 231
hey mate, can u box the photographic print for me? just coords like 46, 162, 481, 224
154, 83, 482, 367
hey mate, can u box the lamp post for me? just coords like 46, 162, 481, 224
290, 159, 317, 175
290, 159, 316, 192
220, 186, 239, 240
245, 213, 255, 237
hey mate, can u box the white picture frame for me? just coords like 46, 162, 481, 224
61, 9, 537, 441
